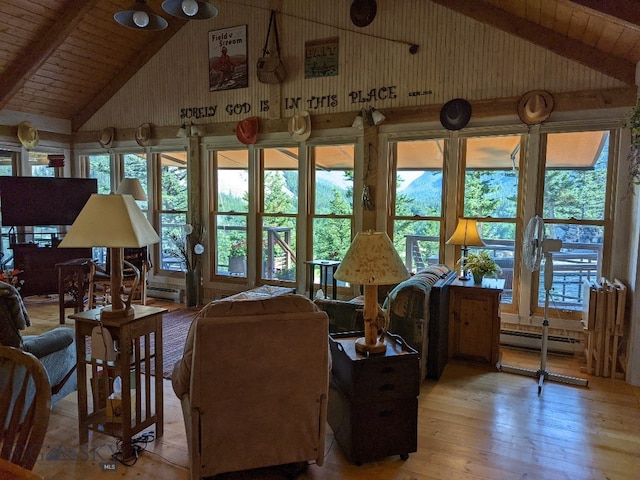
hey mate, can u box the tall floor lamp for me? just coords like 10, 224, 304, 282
59, 193, 160, 320
333, 231, 410, 354
446, 218, 485, 280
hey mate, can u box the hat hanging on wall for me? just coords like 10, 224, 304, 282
235, 116, 259, 145
17, 121, 39, 149
135, 123, 152, 147
440, 98, 472, 131
99, 127, 115, 149
288, 110, 312, 142
350, 0, 377, 27
517, 90, 555, 126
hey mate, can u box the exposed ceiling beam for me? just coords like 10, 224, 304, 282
71, 18, 188, 131
0, 0, 100, 111
430, 0, 636, 86
568, 0, 640, 29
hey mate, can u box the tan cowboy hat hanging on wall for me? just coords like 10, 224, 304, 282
288, 110, 312, 142
135, 123, 152, 147
17, 121, 39, 149
99, 127, 115, 149
517, 90, 555, 126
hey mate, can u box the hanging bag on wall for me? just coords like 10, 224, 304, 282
257, 10, 287, 84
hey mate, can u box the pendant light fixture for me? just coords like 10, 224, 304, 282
161, 0, 218, 20
114, 0, 168, 31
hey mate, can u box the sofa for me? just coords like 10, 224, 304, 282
171, 294, 329, 480
315, 264, 456, 381
0, 281, 77, 407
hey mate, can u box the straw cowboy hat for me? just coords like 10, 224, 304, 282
517, 90, 555, 125
135, 123, 151, 147
99, 127, 115, 149
17, 121, 39, 149
440, 98, 472, 131
235, 116, 259, 145
288, 110, 312, 142
350, 0, 377, 27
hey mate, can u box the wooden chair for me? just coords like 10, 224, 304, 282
0, 346, 51, 470
88, 247, 150, 308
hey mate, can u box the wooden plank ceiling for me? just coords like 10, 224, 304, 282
0, 0, 638, 132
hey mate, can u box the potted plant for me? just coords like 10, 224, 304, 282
229, 240, 247, 274
464, 250, 501, 284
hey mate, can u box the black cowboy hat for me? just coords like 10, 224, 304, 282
350, 0, 377, 27
440, 98, 472, 131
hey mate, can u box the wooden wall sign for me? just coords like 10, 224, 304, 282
305, 37, 339, 79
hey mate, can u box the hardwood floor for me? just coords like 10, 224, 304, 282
23, 296, 640, 480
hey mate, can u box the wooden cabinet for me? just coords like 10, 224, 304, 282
448, 278, 504, 365
327, 332, 419, 465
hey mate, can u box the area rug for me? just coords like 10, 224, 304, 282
161, 307, 200, 379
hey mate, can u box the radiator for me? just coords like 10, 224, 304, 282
582, 278, 627, 379
500, 330, 579, 355
147, 286, 181, 302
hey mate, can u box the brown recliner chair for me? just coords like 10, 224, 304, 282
171, 294, 329, 480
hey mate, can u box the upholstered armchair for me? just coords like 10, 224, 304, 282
171, 294, 329, 480
0, 281, 77, 407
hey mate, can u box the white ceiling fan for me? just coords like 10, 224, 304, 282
499, 215, 588, 394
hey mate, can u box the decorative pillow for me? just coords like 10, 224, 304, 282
0, 281, 31, 348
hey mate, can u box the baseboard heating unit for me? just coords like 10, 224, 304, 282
147, 286, 181, 302
500, 330, 580, 355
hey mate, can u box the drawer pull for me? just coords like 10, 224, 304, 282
379, 383, 395, 392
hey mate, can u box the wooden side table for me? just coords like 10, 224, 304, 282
448, 278, 505, 366
70, 305, 166, 460
327, 331, 419, 465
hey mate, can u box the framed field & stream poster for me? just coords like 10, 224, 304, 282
209, 25, 248, 91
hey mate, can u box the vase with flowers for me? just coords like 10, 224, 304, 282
464, 250, 501, 284
228, 240, 247, 275
167, 223, 205, 306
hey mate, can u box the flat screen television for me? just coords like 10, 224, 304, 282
0, 176, 98, 226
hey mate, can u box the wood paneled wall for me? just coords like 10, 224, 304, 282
81, 0, 626, 132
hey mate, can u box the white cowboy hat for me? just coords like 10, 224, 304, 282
17, 121, 39, 149
288, 110, 312, 142
135, 123, 151, 147
517, 90, 554, 125
99, 127, 115, 149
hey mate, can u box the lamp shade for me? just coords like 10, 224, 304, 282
162, 0, 218, 19
446, 218, 485, 247
116, 178, 147, 201
59, 194, 159, 248
114, 0, 168, 31
334, 231, 410, 285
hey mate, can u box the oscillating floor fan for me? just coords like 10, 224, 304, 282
500, 215, 588, 394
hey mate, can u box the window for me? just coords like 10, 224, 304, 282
28, 151, 55, 177
310, 144, 354, 264
462, 134, 523, 309
122, 153, 148, 211
536, 130, 611, 317
261, 147, 299, 282
389, 139, 444, 273
157, 151, 188, 273
85, 154, 112, 194
213, 149, 249, 277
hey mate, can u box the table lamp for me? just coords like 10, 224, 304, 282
333, 231, 410, 354
59, 194, 160, 320
116, 178, 147, 201
446, 218, 485, 280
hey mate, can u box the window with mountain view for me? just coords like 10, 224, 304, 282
214, 149, 249, 278
158, 151, 188, 273
536, 130, 611, 316
463, 134, 523, 309
261, 147, 299, 282
390, 139, 445, 272
311, 144, 354, 266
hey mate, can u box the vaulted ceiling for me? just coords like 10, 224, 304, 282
1, 0, 638, 132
